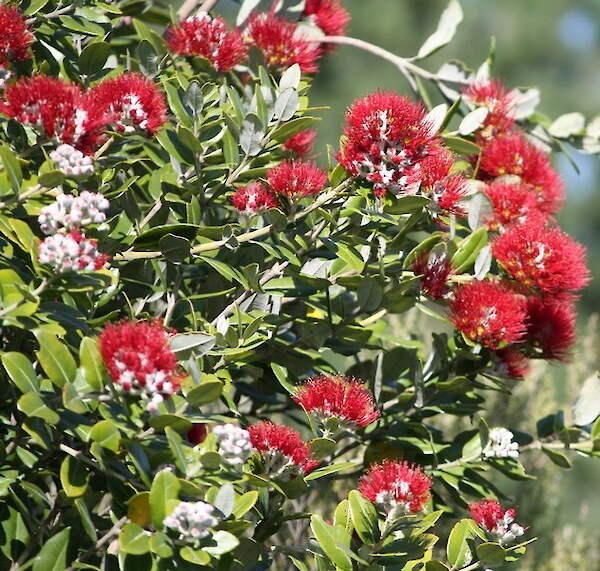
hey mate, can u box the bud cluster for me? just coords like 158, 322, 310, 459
37, 191, 109, 273
163, 501, 220, 542
469, 499, 525, 545
50, 144, 95, 177
213, 424, 254, 467
484, 427, 520, 459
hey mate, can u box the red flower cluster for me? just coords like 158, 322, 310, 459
87, 72, 166, 136
230, 182, 278, 215
0, 5, 33, 65
283, 129, 317, 158
98, 320, 184, 396
483, 180, 546, 232
0, 72, 167, 153
267, 159, 327, 198
412, 248, 453, 300
469, 499, 525, 545
479, 132, 564, 216
463, 79, 517, 140
496, 348, 530, 379
337, 92, 442, 197
293, 374, 379, 430
246, 12, 323, 74
0, 76, 104, 153
359, 460, 431, 515
303, 0, 350, 38
492, 220, 590, 295
248, 421, 318, 478
167, 13, 247, 72
449, 281, 527, 350
525, 296, 576, 362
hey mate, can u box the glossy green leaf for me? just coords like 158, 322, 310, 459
348, 490, 380, 547
2, 352, 39, 394
35, 330, 76, 388
149, 470, 181, 529
120, 523, 150, 556
476, 542, 506, 567
89, 420, 120, 453
310, 515, 352, 571
18, 392, 60, 425
32, 527, 70, 571
60, 456, 89, 498
79, 41, 110, 75
79, 337, 104, 391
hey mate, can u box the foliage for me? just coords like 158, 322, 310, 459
0, 0, 599, 570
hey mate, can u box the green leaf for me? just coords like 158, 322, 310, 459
35, 330, 76, 387
149, 470, 181, 529
451, 228, 488, 273
79, 41, 110, 75
310, 515, 353, 571
348, 490, 380, 547
416, 0, 463, 59
222, 129, 240, 166
38, 170, 65, 188
215, 483, 235, 517
159, 234, 191, 264
165, 427, 188, 475
425, 562, 450, 571
549, 112, 586, 138
309, 438, 336, 459
89, 420, 120, 453
573, 372, 600, 426
149, 532, 173, 558
233, 491, 258, 518
169, 333, 216, 356
541, 446, 572, 469
305, 462, 355, 481
1, 506, 30, 560
274, 88, 299, 121
17, 392, 60, 425
0, 144, 22, 194
444, 136, 480, 155
476, 542, 506, 567
79, 338, 104, 391
240, 113, 265, 156
447, 519, 484, 567
120, 523, 150, 556
333, 500, 353, 533
185, 379, 224, 407
204, 530, 240, 556
32, 527, 70, 571
180, 546, 211, 565
137, 39, 159, 77
2, 352, 39, 393
60, 456, 89, 498
75, 498, 98, 542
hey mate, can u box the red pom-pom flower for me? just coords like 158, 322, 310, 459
0, 5, 33, 64
449, 281, 527, 350
99, 320, 184, 397
469, 499, 525, 545
463, 79, 517, 139
293, 374, 379, 430
248, 421, 318, 479
230, 181, 278, 214
525, 296, 576, 361
267, 159, 327, 198
303, 0, 350, 38
167, 13, 247, 72
359, 460, 431, 516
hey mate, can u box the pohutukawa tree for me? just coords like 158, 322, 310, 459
0, 0, 599, 569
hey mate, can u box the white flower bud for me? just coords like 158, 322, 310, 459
38, 191, 109, 235
50, 144, 95, 177
484, 427, 519, 459
213, 424, 253, 467
163, 501, 220, 542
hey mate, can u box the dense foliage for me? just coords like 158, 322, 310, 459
1, 0, 600, 570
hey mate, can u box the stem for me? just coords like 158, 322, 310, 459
0, 278, 50, 320
313, 36, 472, 87
0, 184, 49, 211
114, 181, 349, 262
27, 4, 74, 24
177, 0, 219, 19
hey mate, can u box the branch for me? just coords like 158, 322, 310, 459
312, 36, 472, 87
177, 0, 220, 20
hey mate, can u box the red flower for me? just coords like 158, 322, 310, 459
469, 499, 525, 545
231, 181, 278, 214
359, 460, 431, 515
492, 221, 590, 295
267, 159, 327, 198
0, 76, 104, 153
337, 91, 441, 197
410, 147, 454, 189
525, 296, 576, 361
449, 281, 527, 350
0, 5, 33, 64
98, 320, 184, 396
167, 13, 247, 72
483, 180, 547, 232
495, 348, 529, 379
412, 248, 453, 300
429, 175, 468, 217
248, 421, 318, 477
283, 129, 317, 158
293, 374, 379, 429
479, 132, 564, 215
246, 12, 323, 74
303, 0, 350, 38
463, 79, 517, 139
87, 72, 166, 136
